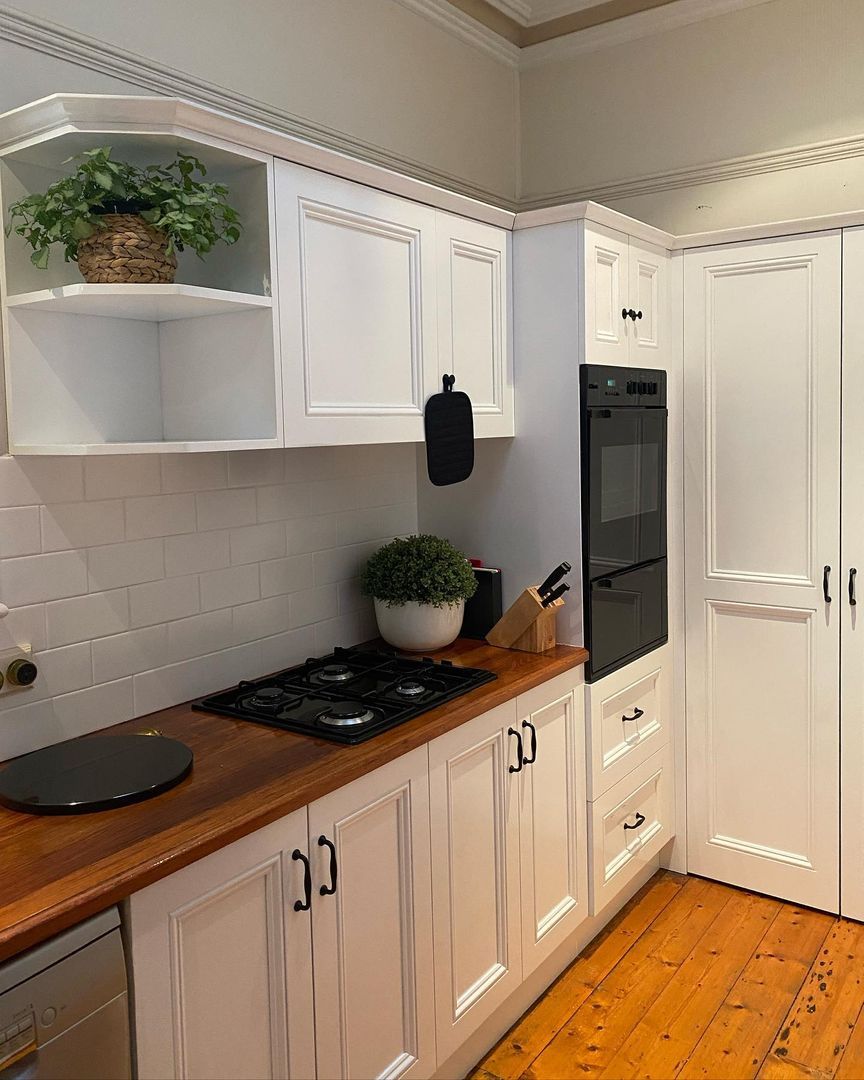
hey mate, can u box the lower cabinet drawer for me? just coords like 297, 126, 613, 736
588, 745, 674, 915
586, 645, 670, 799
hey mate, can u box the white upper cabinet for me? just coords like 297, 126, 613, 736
308, 747, 436, 1080
583, 224, 667, 368
436, 213, 514, 438
276, 161, 439, 446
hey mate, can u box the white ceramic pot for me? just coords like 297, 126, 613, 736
374, 598, 464, 652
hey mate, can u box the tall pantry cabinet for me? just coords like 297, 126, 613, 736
684, 227, 864, 917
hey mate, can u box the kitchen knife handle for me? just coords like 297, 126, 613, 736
542, 582, 570, 607
538, 561, 572, 598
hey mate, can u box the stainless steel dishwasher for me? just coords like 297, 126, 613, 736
0, 907, 131, 1079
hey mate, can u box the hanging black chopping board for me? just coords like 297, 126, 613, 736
424, 374, 474, 486
0, 733, 193, 814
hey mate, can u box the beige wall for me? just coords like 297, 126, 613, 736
520, 0, 864, 233
1, 0, 520, 205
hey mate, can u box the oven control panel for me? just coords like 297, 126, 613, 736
580, 365, 667, 408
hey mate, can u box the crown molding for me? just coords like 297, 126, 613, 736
519, 0, 775, 66
0, 3, 518, 210
391, 0, 521, 64
484, 0, 533, 24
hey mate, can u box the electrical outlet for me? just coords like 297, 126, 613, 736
0, 645, 37, 695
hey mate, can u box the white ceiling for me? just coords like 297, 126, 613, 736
485, 0, 614, 25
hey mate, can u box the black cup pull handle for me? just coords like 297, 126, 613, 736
624, 811, 646, 832
508, 727, 524, 773
850, 568, 858, 607
318, 835, 338, 896
521, 719, 537, 765
622, 706, 644, 723
824, 565, 832, 604
291, 849, 312, 912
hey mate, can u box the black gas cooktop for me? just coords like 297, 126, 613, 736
193, 646, 497, 744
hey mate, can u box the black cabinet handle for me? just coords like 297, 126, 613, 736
636, 310, 643, 320
622, 308, 644, 322
521, 719, 537, 765
291, 849, 312, 912
622, 706, 644, 723
508, 727, 524, 773
624, 811, 646, 831
621, 307, 629, 321
850, 568, 858, 607
824, 565, 832, 604
318, 835, 338, 896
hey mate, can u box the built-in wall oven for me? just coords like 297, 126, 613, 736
580, 365, 668, 682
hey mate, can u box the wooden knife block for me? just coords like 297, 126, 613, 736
486, 586, 564, 653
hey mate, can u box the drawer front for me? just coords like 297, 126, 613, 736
586, 645, 670, 799
589, 745, 673, 915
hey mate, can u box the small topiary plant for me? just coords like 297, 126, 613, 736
361, 534, 478, 608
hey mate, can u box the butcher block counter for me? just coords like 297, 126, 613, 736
0, 638, 588, 962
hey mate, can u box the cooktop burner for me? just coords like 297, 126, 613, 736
193, 646, 497, 744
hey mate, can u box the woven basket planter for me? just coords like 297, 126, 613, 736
77, 213, 177, 284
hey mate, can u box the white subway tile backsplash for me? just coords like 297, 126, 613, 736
257, 483, 311, 523
84, 456, 161, 500
260, 554, 314, 598
196, 488, 257, 531
200, 563, 259, 612
164, 530, 230, 577
88, 539, 165, 591
0, 506, 41, 557
162, 453, 228, 493
230, 522, 286, 565
290, 584, 339, 628
0, 457, 84, 506
92, 625, 171, 683
129, 575, 200, 628
0, 446, 418, 761
228, 449, 284, 488
46, 589, 130, 648
126, 493, 196, 539
2, 551, 88, 606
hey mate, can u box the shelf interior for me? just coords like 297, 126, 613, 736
5, 284, 273, 322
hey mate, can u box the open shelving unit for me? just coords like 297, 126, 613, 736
0, 102, 283, 454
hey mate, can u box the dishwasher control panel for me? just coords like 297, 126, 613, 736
0, 1013, 36, 1071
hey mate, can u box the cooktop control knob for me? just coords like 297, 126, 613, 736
6, 658, 37, 686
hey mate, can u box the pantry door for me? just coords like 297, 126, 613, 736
684, 231, 841, 912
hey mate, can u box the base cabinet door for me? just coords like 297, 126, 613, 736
428, 701, 521, 1064
309, 747, 435, 1080
435, 213, 513, 438
127, 808, 315, 1080
517, 672, 589, 976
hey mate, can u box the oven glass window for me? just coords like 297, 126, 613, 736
601, 443, 659, 523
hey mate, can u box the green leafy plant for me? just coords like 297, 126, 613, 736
361, 534, 478, 608
6, 146, 241, 269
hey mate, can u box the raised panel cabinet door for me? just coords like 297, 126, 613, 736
628, 238, 667, 364
126, 808, 315, 1080
308, 746, 435, 1080
583, 223, 631, 366
435, 212, 514, 438
684, 232, 841, 912
516, 670, 589, 977
841, 227, 864, 920
428, 700, 521, 1065
276, 160, 438, 445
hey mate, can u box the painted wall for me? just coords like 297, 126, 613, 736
1, 0, 520, 205
520, 0, 864, 233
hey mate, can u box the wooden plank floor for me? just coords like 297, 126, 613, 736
469, 872, 864, 1080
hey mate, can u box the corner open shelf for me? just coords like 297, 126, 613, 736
0, 97, 282, 455
5, 283, 273, 322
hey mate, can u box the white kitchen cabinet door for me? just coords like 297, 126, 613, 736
628, 238, 666, 364
841, 227, 864, 920
583, 223, 631, 367
684, 232, 841, 912
309, 746, 435, 1080
127, 808, 315, 1080
428, 700, 521, 1064
436, 213, 514, 438
517, 671, 588, 977
276, 160, 438, 446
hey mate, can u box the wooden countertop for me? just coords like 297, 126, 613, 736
0, 638, 587, 962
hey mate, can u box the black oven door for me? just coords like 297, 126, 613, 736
586, 558, 667, 681
584, 406, 667, 579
